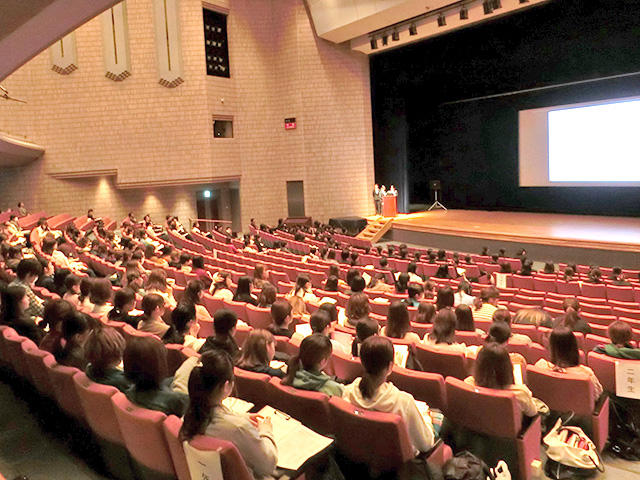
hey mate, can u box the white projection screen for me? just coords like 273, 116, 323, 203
519, 96, 640, 187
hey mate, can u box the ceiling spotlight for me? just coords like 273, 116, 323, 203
483, 0, 493, 14
392, 29, 400, 41
492, 0, 502, 9
437, 14, 446, 27
460, 6, 469, 20
382, 34, 389, 46
409, 23, 417, 36
370, 37, 378, 50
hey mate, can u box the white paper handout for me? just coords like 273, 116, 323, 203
615, 360, 640, 399
513, 363, 523, 385
393, 344, 409, 368
222, 396, 254, 414
332, 331, 353, 352
295, 323, 313, 338
257, 405, 334, 471
183, 441, 223, 480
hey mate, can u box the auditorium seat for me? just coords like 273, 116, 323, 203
511, 275, 534, 290
233, 367, 272, 410
111, 392, 177, 480
556, 281, 582, 295
454, 331, 483, 346
581, 303, 612, 316
165, 344, 199, 376
586, 352, 617, 394
268, 377, 332, 435
73, 372, 136, 480
328, 350, 364, 383
245, 304, 273, 330
3, 329, 30, 380
581, 283, 607, 299
444, 377, 541, 480
415, 344, 468, 380
533, 277, 557, 293
161, 415, 191, 480
388, 366, 447, 412
510, 324, 540, 344
22, 343, 56, 398
526, 365, 609, 452
605, 285, 635, 302
46, 362, 86, 422
582, 312, 617, 326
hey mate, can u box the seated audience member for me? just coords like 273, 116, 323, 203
473, 286, 501, 322
179, 351, 277, 480
587, 267, 602, 284
415, 302, 436, 324
0, 285, 45, 343
395, 273, 409, 294
53, 312, 92, 369
611, 267, 631, 286
267, 300, 293, 338
238, 329, 285, 378
9, 258, 44, 318
256, 283, 277, 308
201, 308, 241, 362
310, 310, 350, 355
513, 307, 553, 328
455, 304, 484, 334
123, 271, 146, 298
163, 304, 205, 351
252, 263, 270, 290
482, 322, 527, 371
190, 256, 212, 288
123, 336, 188, 416
210, 271, 234, 302
106, 287, 140, 327
324, 275, 339, 292
90, 278, 113, 316
499, 262, 512, 274
435, 286, 455, 311
345, 275, 366, 296
492, 309, 532, 345
351, 317, 380, 357
552, 298, 592, 335
318, 301, 340, 325
343, 336, 438, 452
407, 262, 422, 284
345, 292, 371, 327
381, 301, 421, 345
434, 264, 450, 279
366, 272, 395, 293
403, 283, 424, 308
325, 265, 344, 286
281, 334, 344, 396
423, 309, 466, 353
519, 260, 534, 276
35, 259, 56, 293
233, 275, 258, 306
593, 320, 640, 359
137, 294, 169, 338
465, 343, 539, 417
542, 261, 555, 274
39, 299, 75, 352
563, 266, 575, 282
286, 274, 318, 303
85, 326, 131, 392
146, 269, 177, 308
180, 279, 213, 324
62, 274, 81, 307
535, 327, 603, 398
454, 281, 475, 307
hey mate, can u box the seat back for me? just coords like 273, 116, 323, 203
268, 377, 331, 434
46, 362, 85, 420
73, 371, 124, 444
162, 415, 191, 480
245, 304, 273, 330
415, 343, 468, 379
111, 392, 176, 478
328, 396, 414, 473
189, 434, 255, 480
525, 365, 595, 415
388, 367, 447, 411
233, 367, 272, 410
3, 329, 30, 379
586, 352, 616, 394
328, 350, 364, 383
23, 343, 56, 397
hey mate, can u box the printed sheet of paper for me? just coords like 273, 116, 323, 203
222, 396, 254, 414
513, 364, 523, 385
183, 441, 223, 480
615, 360, 640, 399
258, 405, 334, 470
332, 331, 353, 351
393, 344, 409, 368
295, 323, 313, 337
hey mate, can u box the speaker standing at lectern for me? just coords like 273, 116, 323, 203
373, 184, 383, 215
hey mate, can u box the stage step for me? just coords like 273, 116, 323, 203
356, 217, 393, 244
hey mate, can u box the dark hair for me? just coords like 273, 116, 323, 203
310, 310, 332, 334
141, 293, 165, 316
109, 288, 136, 319
172, 304, 196, 335
213, 308, 238, 336
253, 263, 267, 281
180, 350, 235, 441
233, 276, 253, 301
457, 281, 472, 295
359, 336, 394, 399
549, 327, 580, 368
1, 285, 27, 324
435, 286, 454, 311
415, 302, 436, 324
407, 282, 424, 299
16, 258, 43, 280
211, 271, 231, 294
257, 283, 277, 307
147, 269, 169, 292
41, 298, 74, 331
85, 327, 126, 371
480, 286, 500, 303
608, 320, 632, 346
89, 278, 113, 306
407, 262, 417, 274
346, 292, 370, 324
351, 317, 380, 356
192, 256, 205, 270
294, 274, 311, 296
123, 336, 168, 389
543, 261, 555, 274
53, 312, 90, 362
428, 309, 457, 344
395, 273, 409, 294
63, 274, 81, 293
350, 275, 366, 293
182, 279, 205, 306
270, 300, 292, 327
491, 308, 511, 326
455, 304, 475, 332
239, 329, 275, 370
346, 269, 358, 287
474, 343, 514, 389
281, 334, 332, 386
318, 302, 339, 323
486, 321, 511, 344
385, 301, 411, 339
324, 276, 339, 292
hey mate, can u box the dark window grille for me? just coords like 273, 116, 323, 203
203, 9, 230, 78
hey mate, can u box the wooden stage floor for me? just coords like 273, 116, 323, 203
375, 210, 640, 253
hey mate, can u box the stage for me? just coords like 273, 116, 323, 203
371, 210, 640, 268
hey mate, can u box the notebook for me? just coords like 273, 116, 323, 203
393, 344, 409, 368
222, 396, 254, 414
257, 405, 334, 470
294, 323, 313, 337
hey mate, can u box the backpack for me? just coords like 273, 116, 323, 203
442, 451, 494, 480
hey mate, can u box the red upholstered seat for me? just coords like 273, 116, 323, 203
245, 304, 272, 330
511, 275, 534, 290
268, 377, 332, 435
556, 281, 582, 295
586, 352, 617, 394
605, 285, 634, 302
233, 367, 272, 410
328, 350, 364, 383
581, 283, 607, 299
162, 415, 191, 480
388, 366, 447, 411
22, 343, 56, 398
415, 343, 468, 380
46, 362, 85, 421
533, 277, 557, 293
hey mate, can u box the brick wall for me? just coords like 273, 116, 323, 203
0, 0, 374, 229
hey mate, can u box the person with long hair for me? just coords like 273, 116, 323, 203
238, 329, 285, 378
107, 287, 140, 327
209, 271, 234, 302
478, 322, 527, 372
465, 343, 538, 416
351, 317, 379, 357
395, 272, 409, 294
424, 309, 466, 353
366, 272, 395, 293
382, 301, 421, 344
252, 263, 270, 290
267, 300, 293, 338
179, 350, 277, 479
454, 281, 475, 307
491, 309, 532, 345
190, 255, 212, 289
552, 298, 592, 335
535, 327, 603, 398
343, 336, 437, 452
89, 278, 114, 316
163, 304, 205, 351
233, 276, 258, 306
414, 302, 436, 324
180, 279, 213, 324
435, 286, 455, 311
146, 268, 177, 308
593, 320, 640, 359
200, 309, 241, 362
52, 311, 92, 369
39, 299, 75, 352
124, 336, 188, 416
513, 307, 552, 328
345, 292, 370, 327
85, 326, 131, 392
286, 274, 318, 303
257, 283, 277, 308
281, 334, 343, 396
62, 274, 81, 307
137, 293, 169, 337
0, 285, 45, 343
455, 304, 484, 334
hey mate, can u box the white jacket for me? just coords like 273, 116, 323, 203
342, 378, 435, 453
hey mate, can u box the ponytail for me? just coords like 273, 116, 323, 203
358, 336, 394, 400
281, 354, 302, 387
281, 334, 332, 386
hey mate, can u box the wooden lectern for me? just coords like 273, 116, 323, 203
382, 195, 397, 217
